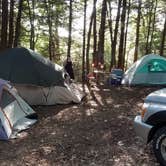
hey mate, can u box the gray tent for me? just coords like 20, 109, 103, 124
122, 54, 166, 85
0, 47, 84, 105
0, 79, 37, 140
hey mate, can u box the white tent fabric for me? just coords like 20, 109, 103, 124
14, 82, 85, 105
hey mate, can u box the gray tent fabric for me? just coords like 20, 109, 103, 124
122, 54, 166, 85
0, 79, 37, 140
0, 47, 84, 105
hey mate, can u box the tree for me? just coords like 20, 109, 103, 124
117, 0, 127, 69
27, 0, 35, 50
1, 0, 8, 50
67, 0, 73, 58
149, 0, 157, 52
82, 0, 87, 82
160, 15, 166, 56
8, 0, 15, 48
44, 0, 53, 60
93, 0, 97, 66
86, 3, 96, 75
110, 0, 122, 70
54, 3, 60, 61
14, 0, 24, 47
123, 0, 131, 69
97, 0, 107, 66
145, 0, 154, 54
133, 0, 142, 62
107, 0, 113, 45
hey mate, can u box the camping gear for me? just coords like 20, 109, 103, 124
122, 54, 166, 85
0, 79, 37, 140
109, 69, 124, 85
0, 47, 84, 105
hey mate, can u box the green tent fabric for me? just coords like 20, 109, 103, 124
0, 47, 65, 87
122, 54, 166, 85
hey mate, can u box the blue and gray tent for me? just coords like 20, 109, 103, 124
122, 54, 166, 85
0, 79, 37, 140
0, 47, 84, 105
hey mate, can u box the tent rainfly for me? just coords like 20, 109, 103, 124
0, 79, 37, 140
122, 54, 166, 86
0, 47, 84, 105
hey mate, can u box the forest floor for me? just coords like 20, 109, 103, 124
0, 79, 162, 166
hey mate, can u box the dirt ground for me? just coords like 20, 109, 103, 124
0, 81, 162, 166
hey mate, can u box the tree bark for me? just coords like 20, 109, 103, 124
149, 0, 157, 52
44, 0, 53, 61
54, 6, 60, 61
14, 0, 24, 47
160, 15, 166, 56
123, 0, 130, 69
82, 0, 87, 82
145, 0, 154, 54
86, 8, 94, 75
110, 0, 122, 70
107, 1, 113, 44
133, 0, 142, 62
1, 0, 8, 50
117, 0, 127, 69
8, 0, 15, 48
97, 0, 107, 66
67, 0, 73, 58
27, 0, 35, 50
93, 0, 97, 66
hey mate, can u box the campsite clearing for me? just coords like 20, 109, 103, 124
0, 82, 161, 165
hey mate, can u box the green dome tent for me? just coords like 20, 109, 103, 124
0, 47, 84, 105
0, 47, 64, 86
122, 54, 166, 85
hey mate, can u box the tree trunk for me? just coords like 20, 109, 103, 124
1, 0, 8, 50
133, 0, 142, 62
123, 0, 130, 68
145, 0, 154, 54
27, 0, 35, 50
8, 0, 15, 48
110, 0, 122, 70
48, 2, 53, 61
117, 0, 127, 69
14, 0, 24, 47
54, 6, 60, 61
160, 16, 166, 56
82, 0, 87, 82
54, 27, 60, 61
67, 0, 72, 58
97, 0, 107, 66
93, 0, 97, 66
107, 1, 113, 44
86, 9, 94, 75
44, 0, 53, 61
149, 0, 157, 53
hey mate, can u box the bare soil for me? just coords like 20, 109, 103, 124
0, 82, 162, 166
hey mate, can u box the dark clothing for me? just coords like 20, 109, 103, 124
65, 61, 75, 79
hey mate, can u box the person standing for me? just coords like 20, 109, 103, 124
64, 57, 75, 80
